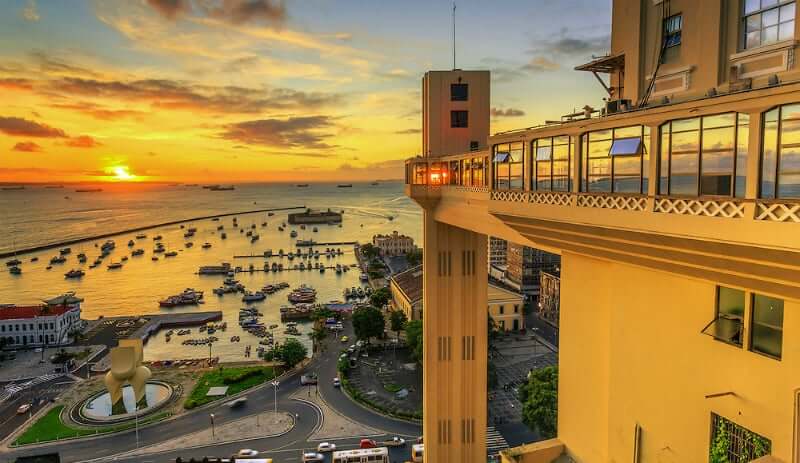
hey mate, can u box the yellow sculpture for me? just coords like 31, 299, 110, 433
104, 339, 151, 414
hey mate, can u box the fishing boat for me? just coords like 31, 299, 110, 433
337, 184, 353, 188
50, 256, 66, 264
60, 247, 71, 255
121, 256, 128, 261
127, 240, 135, 247
268, 212, 274, 216
164, 251, 178, 257
242, 291, 266, 302
77, 253, 87, 263
107, 262, 123, 270
202, 243, 212, 249
159, 288, 203, 307
221, 232, 227, 239
9, 266, 21, 275
132, 248, 144, 256
30, 257, 38, 262
287, 285, 317, 303
136, 234, 147, 239
251, 235, 259, 243
152, 256, 159, 261
290, 230, 298, 238
153, 235, 163, 241
6, 258, 21, 267
312, 227, 318, 232
65, 269, 84, 279
101, 240, 115, 252
185, 242, 194, 248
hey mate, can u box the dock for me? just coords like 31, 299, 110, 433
295, 241, 358, 247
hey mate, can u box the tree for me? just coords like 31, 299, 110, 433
405, 319, 423, 362
370, 287, 391, 309
265, 338, 308, 369
406, 248, 422, 267
352, 306, 385, 342
519, 366, 558, 438
308, 326, 327, 352
389, 310, 408, 338
311, 306, 336, 322
361, 243, 380, 260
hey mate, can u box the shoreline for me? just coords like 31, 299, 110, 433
1, 206, 306, 260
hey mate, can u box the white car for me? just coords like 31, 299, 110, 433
384, 436, 406, 447
317, 442, 337, 452
302, 451, 324, 462
236, 449, 259, 457
333, 377, 341, 388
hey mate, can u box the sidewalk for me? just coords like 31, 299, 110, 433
291, 388, 379, 441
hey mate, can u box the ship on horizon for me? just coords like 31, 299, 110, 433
75, 188, 102, 193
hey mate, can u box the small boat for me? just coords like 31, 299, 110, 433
312, 227, 318, 232
132, 249, 144, 256
30, 257, 38, 262
136, 234, 147, 239
50, 256, 66, 264
77, 253, 87, 263
152, 256, 159, 261
165, 251, 178, 257
107, 262, 123, 270
337, 184, 353, 188
153, 235, 163, 241
5, 258, 21, 267
121, 256, 128, 261
46, 265, 52, 270
127, 240, 135, 247
290, 230, 298, 238
242, 291, 266, 302
185, 242, 194, 248
250, 235, 259, 243
60, 247, 71, 255
9, 266, 21, 275
64, 269, 84, 279
202, 243, 212, 249
221, 232, 227, 239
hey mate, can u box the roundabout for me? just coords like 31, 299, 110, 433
69, 380, 180, 426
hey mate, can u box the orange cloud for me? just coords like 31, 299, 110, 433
0, 116, 66, 138
65, 135, 102, 148
12, 141, 42, 152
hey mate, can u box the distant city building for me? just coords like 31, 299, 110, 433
390, 265, 423, 321
488, 236, 507, 267
372, 231, 415, 257
538, 270, 561, 327
487, 282, 524, 332
504, 243, 560, 299
0, 293, 83, 347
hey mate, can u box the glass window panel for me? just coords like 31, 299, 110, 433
751, 294, 784, 359
747, 30, 762, 48
589, 129, 612, 141
671, 117, 700, 133
780, 118, 800, 146
704, 113, 737, 129
747, 13, 762, 32
552, 160, 570, 178
614, 155, 641, 176
763, 7, 780, 27
745, 0, 761, 14
763, 0, 780, 8
588, 139, 612, 158
671, 130, 699, 155
552, 176, 570, 192
660, 130, 670, 194
670, 154, 699, 195
765, 107, 781, 123
783, 103, 800, 121
702, 149, 735, 175
781, 3, 796, 21
588, 158, 611, 192
553, 143, 570, 160
614, 126, 642, 139
780, 20, 796, 41
718, 287, 745, 318
643, 130, 650, 193
762, 24, 779, 43
610, 137, 642, 156
494, 152, 509, 163
704, 317, 743, 344
509, 144, 524, 162
736, 116, 749, 198
510, 163, 523, 189
536, 162, 551, 191
761, 118, 779, 198
554, 135, 571, 146
778, 147, 800, 198
702, 126, 736, 152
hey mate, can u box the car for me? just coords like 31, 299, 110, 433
16, 403, 32, 414
384, 436, 406, 447
356, 340, 365, 348
333, 377, 341, 388
359, 438, 378, 449
300, 374, 318, 385
340, 335, 349, 343
226, 397, 248, 408
302, 451, 324, 462
316, 442, 336, 452
236, 449, 259, 457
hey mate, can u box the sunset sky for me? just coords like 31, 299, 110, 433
0, 0, 610, 183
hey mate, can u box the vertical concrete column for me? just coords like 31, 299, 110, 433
745, 111, 763, 218
423, 212, 488, 463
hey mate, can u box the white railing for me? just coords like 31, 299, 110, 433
654, 197, 746, 218
576, 194, 648, 212
490, 190, 528, 202
755, 201, 800, 222
530, 192, 573, 206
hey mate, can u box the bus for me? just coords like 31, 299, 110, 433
411, 444, 424, 462
332, 447, 389, 463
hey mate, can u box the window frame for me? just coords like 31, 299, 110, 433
742, 0, 796, 50
749, 293, 784, 360
451, 110, 469, 128
659, 113, 747, 198
531, 135, 572, 192
663, 13, 683, 48
702, 286, 746, 347
450, 83, 469, 102
582, 125, 650, 194
760, 103, 800, 199
493, 142, 525, 190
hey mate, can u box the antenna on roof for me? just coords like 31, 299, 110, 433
452, 2, 457, 69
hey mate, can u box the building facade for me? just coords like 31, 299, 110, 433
538, 270, 561, 327
405, 1, 800, 462
372, 231, 416, 257
487, 283, 524, 332
0, 293, 83, 348
488, 236, 508, 267
504, 243, 561, 298
390, 265, 423, 321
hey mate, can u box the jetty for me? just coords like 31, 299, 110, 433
288, 208, 342, 224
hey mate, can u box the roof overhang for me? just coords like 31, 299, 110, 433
575, 53, 625, 73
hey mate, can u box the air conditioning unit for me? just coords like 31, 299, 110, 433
469, 141, 479, 151
605, 99, 631, 115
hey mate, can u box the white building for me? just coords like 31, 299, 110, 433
372, 231, 415, 257
0, 293, 83, 348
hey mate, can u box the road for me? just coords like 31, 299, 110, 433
1, 320, 421, 463
0, 377, 76, 442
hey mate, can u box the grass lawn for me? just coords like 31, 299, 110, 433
383, 383, 403, 393
184, 366, 275, 409
13, 406, 170, 446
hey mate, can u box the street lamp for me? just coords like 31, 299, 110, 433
271, 380, 279, 415
209, 413, 215, 440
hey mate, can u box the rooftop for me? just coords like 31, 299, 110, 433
0, 304, 77, 321
391, 264, 423, 303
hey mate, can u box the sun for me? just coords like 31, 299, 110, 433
111, 166, 136, 181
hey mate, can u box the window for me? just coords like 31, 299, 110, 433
659, 113, 748, 197
663, 14, 682, 48
412, 163, 427, 185
514, 305, 519, 313
429, 162, 446, 185
710, 413, 771, 462
761, 104, 800, 198
499, 305, 504, 315
751, 293, 783, 359
743, 0, 795, 49
582, 125, 650, 193
532, 136, 572, 192
451, 110, 468, 128
493, 142, 525, 190
703, 286, 745, 346
451, 83, 468, 101
449, 161, 460, 185
472, 157, 485, 186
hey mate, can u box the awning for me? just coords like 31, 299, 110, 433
493, 152, 510, 163
575, 53, 625, 73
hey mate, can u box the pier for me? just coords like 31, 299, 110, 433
295, 240, 358, 247
0, 206, 306, 259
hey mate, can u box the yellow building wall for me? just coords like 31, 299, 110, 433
560, 251, 799, 463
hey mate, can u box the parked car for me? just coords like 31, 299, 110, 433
300, 374, 318, 385
360, 438, 378, 449
384, 436, 406, 447
16, 403, 31, 414
333, 377, 341, 388
316, 442, 336, 452
302, 451, 324, 462
236, 449, 259, 457
340, 335, 349, 343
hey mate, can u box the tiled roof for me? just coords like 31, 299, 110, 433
392, 264, 423, 303
0, 305, 76, 321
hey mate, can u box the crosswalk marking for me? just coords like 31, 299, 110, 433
0, 373, 63, 403
486, 426, 509, 455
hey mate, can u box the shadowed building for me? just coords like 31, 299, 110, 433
406, 1, 800, 462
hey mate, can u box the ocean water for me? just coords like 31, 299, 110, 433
0, 182, 422, 361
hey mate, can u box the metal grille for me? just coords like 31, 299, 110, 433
710, 413, 771, 463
